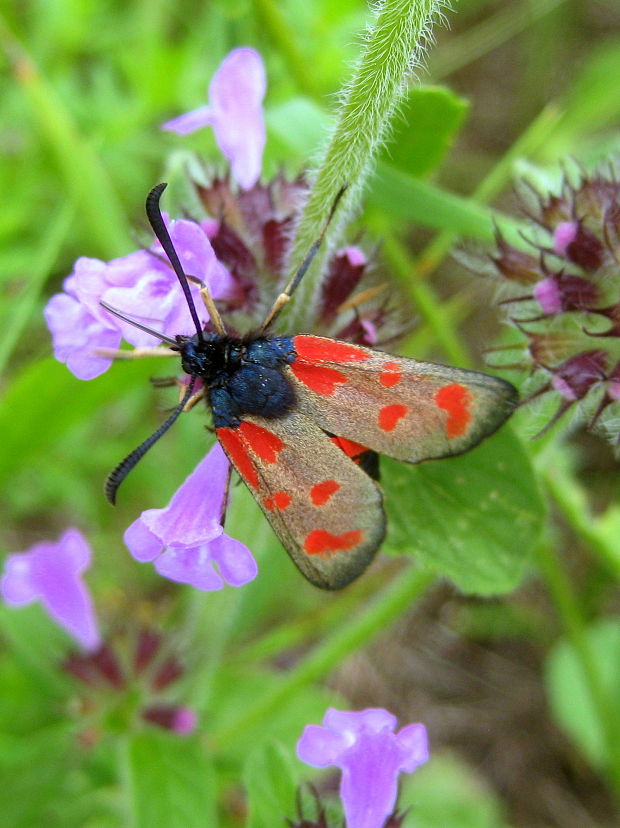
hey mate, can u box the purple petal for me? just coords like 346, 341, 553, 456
323, 707, 398, 735
124, 518, 163, 563
553, 221, 579, 256
1, 529, 101, 652
396, 723, 430, 771
142, 703, 199, 734
103, 272, 186, 347
209, 534, 258, 586
296, 725, 351, 767
209, 48, 266, 189
338, 730, 403, 828
141, 443, 229, 547
44, 292, 121, 380
162, 105, 214, 135
153, 546, 225, 591
338, 246, 367, 267
534, 277, 562, 315
169, 220, 235, 299
71, 257, 114, 323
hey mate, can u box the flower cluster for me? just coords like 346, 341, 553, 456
486, 166, 620, 447
63, 626, 197, 738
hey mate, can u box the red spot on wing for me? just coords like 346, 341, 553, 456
378, 404, 408, 432
379, 361, 402, 387
264, 491, 292, 511
238, 421, 285, 462
310, 479, 341, 506
330, 435, 370, 458
304, 529, 363, 556
294, 335, 370, 363
434, 383, 472, 438
290, 361, 348, 395
217, 427, 259, 489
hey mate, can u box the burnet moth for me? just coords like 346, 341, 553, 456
104, 183, 518, 590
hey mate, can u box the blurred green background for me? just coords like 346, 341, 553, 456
1, 0, 620, 826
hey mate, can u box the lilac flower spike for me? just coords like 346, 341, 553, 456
163, 47, 266, 189
297, 708, 429, 828
124, 442, 258, 590
1, 528, 101, 652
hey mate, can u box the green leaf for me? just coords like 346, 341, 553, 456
243, 740, 298, 828
0, 724, 77, 827
382, 426, 544, 595
125, 731, 216, 828
402, 754, 512, 828
367, 163, 495, 238
0, 604, 72, 696
545, 618, 620, 770
380, 86, 469, 178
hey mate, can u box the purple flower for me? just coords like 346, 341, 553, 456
1, 528, 101, 652
45, 219, 235, 380
124, 442, 257, 590
297, 708, 429, 828
163, 47, 266, 190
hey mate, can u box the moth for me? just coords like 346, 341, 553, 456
105, 183, 517, 589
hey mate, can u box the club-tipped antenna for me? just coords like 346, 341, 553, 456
260, 184, 348, 332
146, 183, 207, 342
99, 300, 178, 346
105, 379, 196, 504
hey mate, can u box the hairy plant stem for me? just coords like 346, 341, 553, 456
281, 0, 445, 331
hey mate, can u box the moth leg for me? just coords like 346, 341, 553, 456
150, 376, 179, 388
95, 346, 178, 359
183, 271, 227, 336
219, 461, 234, 526
183, 388, 205, 411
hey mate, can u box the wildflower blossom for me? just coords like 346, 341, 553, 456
483, 165, 620, 448
124, 442, 258, 590
1, 528, 101, 651
163, 47, 266, 190
297, 708, 429, 828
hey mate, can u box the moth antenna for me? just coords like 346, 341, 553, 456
99, 300, 178, 346
146, 183, 212, 341
260, 184, 348, 331
105, 379, 196, 504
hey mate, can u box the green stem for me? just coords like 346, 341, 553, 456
536, 536, 620, 791
429, 0, 567, 80
250, 0, 319, 98
542, 466, 620, 580
228, 566, 395, 666
210, 565, 434, 749
282, 0, 445, 330
0, 16, 132, 257
381, 232, 473, 367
